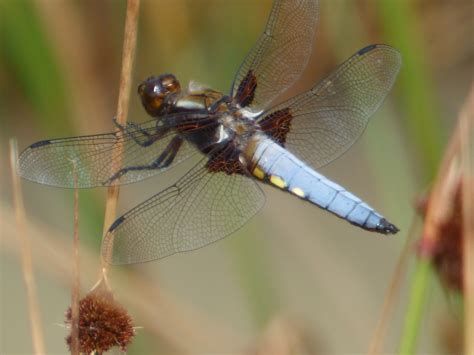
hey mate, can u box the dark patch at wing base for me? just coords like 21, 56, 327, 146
235, 70, 257, 107
206, 144, 246, 175
259, 107, 293, 145
230, 0, 319, 110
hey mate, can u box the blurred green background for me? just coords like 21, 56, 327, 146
1, 0, 472, 353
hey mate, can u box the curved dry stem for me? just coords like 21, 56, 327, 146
101, 0, 141, 268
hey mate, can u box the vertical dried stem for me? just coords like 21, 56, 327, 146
101, 0, 141, 267
70, 161, 80, 355
460, 84, 474, 355
8, 139, 45, 354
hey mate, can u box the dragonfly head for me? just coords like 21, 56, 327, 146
138, 74, 181, 116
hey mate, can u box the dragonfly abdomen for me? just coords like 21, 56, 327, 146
247, 136, 398, 234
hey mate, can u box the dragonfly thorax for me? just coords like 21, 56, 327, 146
219, 107, 263, 150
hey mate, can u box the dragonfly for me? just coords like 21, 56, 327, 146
19, 0, 401, 264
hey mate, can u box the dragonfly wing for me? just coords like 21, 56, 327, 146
101, 147, 265, 264
231, 0, 318, 110
259, 45, 402, 169
18, 117, 199, 188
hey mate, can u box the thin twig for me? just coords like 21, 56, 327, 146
70, 160, 80, 355
8, 139, 46, 354
367, 218, 420, 355
101, 0, 141, 267
460, 83, 474, 355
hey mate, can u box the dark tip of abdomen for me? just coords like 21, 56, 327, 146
377, 218, 399, 234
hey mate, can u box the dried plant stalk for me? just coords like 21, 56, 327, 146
460, 84, 474, 355
8, 139, 46, 354
70, 160, 80, 355
101, 0, 141, 265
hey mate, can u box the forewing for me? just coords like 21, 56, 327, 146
259, 45, 402, 169
101, 150, 265, 264
231, 0, 318, 110
18, 118, 198, 188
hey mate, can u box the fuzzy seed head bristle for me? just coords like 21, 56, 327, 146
418, 183, 464, 291
65, 285, 134, 353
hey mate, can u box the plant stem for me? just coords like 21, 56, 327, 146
70, 161, 80, 355
101, 0, 140, 267
8, 139, 46, 354
398, 257, 432, 354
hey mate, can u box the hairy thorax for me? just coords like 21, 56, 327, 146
171, 82, 264, 159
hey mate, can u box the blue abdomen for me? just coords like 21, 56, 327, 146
247, 137, 398, 234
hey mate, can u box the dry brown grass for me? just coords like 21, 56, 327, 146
8, 140, 46, 354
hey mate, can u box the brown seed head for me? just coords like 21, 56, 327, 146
65, 284, 135, 353
417, 182, 464, 291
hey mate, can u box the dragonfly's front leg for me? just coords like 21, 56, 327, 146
103, 135, 183, 185
113, 117, 169, 147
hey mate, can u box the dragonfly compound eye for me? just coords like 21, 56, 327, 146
138, 74, 181, 116
138, 76, 166, 115
160, 74, 181, 93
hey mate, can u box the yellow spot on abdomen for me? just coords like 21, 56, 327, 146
290, 187, 305, 198
270, 175, 287, 189
252, 166, 265, 180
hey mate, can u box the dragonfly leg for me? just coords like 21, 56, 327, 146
103, 136, 183, 185
113, 117, 169, 147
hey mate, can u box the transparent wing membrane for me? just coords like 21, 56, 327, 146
102, 149, 265, 264
18, 118, 199, 188
231, 0, 318, 110
260, 45, 402, 169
